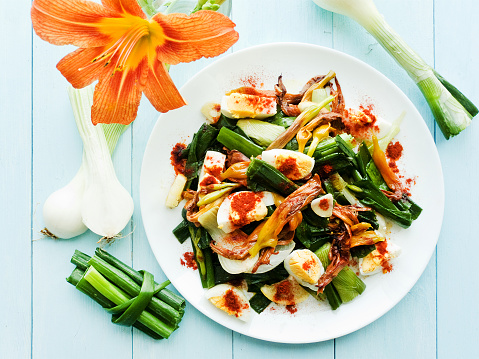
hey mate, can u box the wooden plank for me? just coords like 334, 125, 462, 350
131, 57, 233, 357
232, 0, 334, 355
435, 1, 479, 358
0, 3, 32, 358
31, 35, 133, 359
331, 1, 437, 357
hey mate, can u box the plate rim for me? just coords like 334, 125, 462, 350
140, 41, 445, 343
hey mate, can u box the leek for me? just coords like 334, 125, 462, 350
69, 86, 134, 238
315, 243, 366, 306
246, 158, 299, 196
312, 0, 477, 139
42, 86, 131, 239
236, 119, 286, 147
217, 127, 264, 157
67, 249, 185, 339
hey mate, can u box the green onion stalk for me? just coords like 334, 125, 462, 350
312, 0, 478, 139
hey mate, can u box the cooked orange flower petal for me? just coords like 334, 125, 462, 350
57, 47, 108, 89
101, 0, 146, 18
152, 11, 239, 65
91, 59, 148, 125
31, 0, 113, 48
143, 61, 186, 113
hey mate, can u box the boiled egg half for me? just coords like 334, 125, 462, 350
205, 284, 251, 321
284, 249, 324, 290
261, 275, 310, 306
262, 149, 315, 181
197, 150, 225, 190
359, 241, 401, 276
221, 93, 276, 119
217, 191, 268, 233
311, 193, 334, 218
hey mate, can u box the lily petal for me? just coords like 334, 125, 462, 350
152, 11, 239, 65
31, 0, 114, 48
91, 59, 148, 125
57, 47, 108, 88
101, 0, 146, 19
143, 61, 186, 113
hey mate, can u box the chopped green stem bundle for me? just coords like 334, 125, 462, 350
66, 249, 185, 339
94, 248, 185, 312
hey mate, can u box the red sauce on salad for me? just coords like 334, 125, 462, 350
277, 157, 301, 179
386, 141, 403, 160
285, 305, 298, 314
223, 289, 247, 316
241, 95, 274, 113
319, 198, 329, 211
200, 175, 218, 187
375, 241, 393, 273
322, 164, 333, 174
204, 155, 224, 178
240, 74, 263, 88
386, 140, 403, 174
273, 279, 294, 305
180, 252, 197, 270
302, 259, 315, 271
170, 143, 186, 175
230, 192, 261, 227
343, 104, 379, 140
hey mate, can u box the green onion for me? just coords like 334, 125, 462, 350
172, 220, 191, 244
66, 249, 186, 339
94, 248, 185, 312
323, 283, 342, 310
249, 292, 272, 314
312, 0, 477, 138
350, 179, 414, 227
332, 267, 366, 303
87, 255, 183, 326
42, 86, 131, 239
267, 94, 335, 149
83, 267, 176, 339
315, 242, 366, 305
217, 127, 264, 157
246, 158, 299, 196
312, 88, 331, 110
236, 119, 286, 146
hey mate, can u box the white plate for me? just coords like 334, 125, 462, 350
140, 42, 444, 343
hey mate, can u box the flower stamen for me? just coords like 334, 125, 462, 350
112, 24, 149, 73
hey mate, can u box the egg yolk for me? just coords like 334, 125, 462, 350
276, 153, 312, 180
288, 251, 322, 284
226, 93, 275, 118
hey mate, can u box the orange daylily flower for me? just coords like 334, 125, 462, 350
31, 0, 239, 125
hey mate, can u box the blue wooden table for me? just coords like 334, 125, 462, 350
2, 0, 478, 357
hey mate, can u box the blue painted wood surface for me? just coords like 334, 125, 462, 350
1, 0, 478, 357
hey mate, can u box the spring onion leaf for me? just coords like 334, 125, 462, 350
312, 0, 477, 138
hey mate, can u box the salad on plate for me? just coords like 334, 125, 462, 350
165, 71, 422, 321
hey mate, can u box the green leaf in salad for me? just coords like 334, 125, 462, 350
246, 158, 299, 196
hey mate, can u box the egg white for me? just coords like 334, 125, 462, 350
205, 284, 251, 321
284, 249, 324, 290
220, 94, 276, 119
261, 149, 315, 180
216, 191, 268, 234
